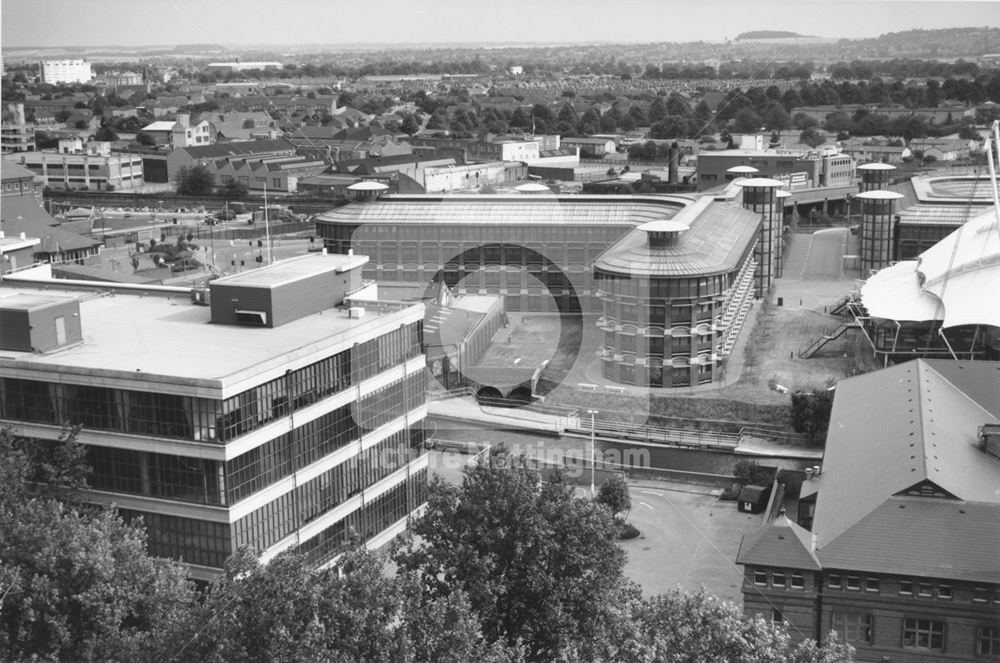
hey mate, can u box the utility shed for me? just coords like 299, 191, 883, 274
738, 484, 771, 514
0, 292, 82, 352
209, 253, 367, 328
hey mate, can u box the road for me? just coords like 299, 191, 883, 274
620, 483, 759, 603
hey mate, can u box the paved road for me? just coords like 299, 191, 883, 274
775, 228, 860, 311
621, 483, 759, 603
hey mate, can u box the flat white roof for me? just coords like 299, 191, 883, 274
212, 252, 368, 289
0, 284, 421, 393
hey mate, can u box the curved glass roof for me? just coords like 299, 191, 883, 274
315, 194, 690, 227
593, 198, 762, 278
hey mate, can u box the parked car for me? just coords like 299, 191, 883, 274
216, 209, 237, 221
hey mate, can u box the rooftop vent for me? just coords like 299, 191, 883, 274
234, 309, 267, 326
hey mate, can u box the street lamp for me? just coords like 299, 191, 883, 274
586, 409, 599, 497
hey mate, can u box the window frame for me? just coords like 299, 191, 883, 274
902, 617, 945, 651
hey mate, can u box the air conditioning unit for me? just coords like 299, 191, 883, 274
348, 307, 365, 319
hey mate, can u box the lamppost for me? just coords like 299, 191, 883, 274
586, 409, 598, 497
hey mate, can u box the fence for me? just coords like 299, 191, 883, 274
108, 220, 316, 245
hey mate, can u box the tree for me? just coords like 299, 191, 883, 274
596, 474, 631, 519
635, 589, 854, 662
222, 179, 248, 200
394, 447, 634, 662
823, 111, 855, 135
0, 428, 195, 661
763, 102, 792, 131
135, 131, 156, 146
399, 111, 421, 136
94, 124, 118, 142
792, 112, 818, 131
733, 459, 777, 487
790, 389, 835, 445
182, 547, 521, 663
733, 107, 763, 133
174, 164, 215, 196
799, 127, 826, 148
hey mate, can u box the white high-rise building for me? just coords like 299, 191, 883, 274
40, 59, 94, 84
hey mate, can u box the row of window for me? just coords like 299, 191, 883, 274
829, 574, 1000, 604
88, 444, 225, 505
753, 568, 807, 590
219, 322, 422, 442
298, 468, 428, 568
595, 272, 736, 300
232, 428, 422, 552
602, 359, 714, 388
119, 509, 232, 569
0, 379, 217, 442
0, 322, 421, 445
829, 613, 998, 656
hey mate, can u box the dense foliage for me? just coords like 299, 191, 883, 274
1, 433, 854, 662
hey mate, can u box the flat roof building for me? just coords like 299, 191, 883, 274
40, 59, 93, 85
0, 253, 429, 578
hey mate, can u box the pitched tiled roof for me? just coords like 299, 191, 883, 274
0, 197, 101, 252
1, 163, 37, 181
737, 513, 822, 571
809, 359, 1000, 581
179, 138, 294, 160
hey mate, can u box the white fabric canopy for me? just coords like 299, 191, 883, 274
861, 207, 1000, 329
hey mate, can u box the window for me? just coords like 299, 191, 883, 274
771, 609, 785, 625
753, 569, 767, 586
865, 577, 880, 593
918, 582, 933, 597
846, 576, 861, 591
979, 626, 1000, 656
899, 580, 913, 595
937, 584, 952, 600
831, 612, 873, 643
973, 587, 990, 603
790, 572, 805, 589
903, 618, 944, 651
828, 574, 842, 589
772, 571, 787, 588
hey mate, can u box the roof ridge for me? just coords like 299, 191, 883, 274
922, 360, 998, 421
915, 360, 932, 481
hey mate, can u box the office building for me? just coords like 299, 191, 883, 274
17, 139, 144, 191
737, 359, 1000, 662
0, 253, 429, 578
40, 59, 94, 84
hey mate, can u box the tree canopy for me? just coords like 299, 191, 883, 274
0, 428, 195, 661
173, 164, 215, 196
1, 436, 854, 663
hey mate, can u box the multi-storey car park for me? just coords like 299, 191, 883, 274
314, 190, 775, 388
0, 253, 428, 579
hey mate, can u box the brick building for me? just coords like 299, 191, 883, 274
737, 359, 1000, 662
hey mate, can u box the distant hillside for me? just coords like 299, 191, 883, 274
736, 31, 807, 40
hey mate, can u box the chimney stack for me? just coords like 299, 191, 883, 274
668, 142, 679, 185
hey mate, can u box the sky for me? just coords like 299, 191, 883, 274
1, 0, 997, 49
